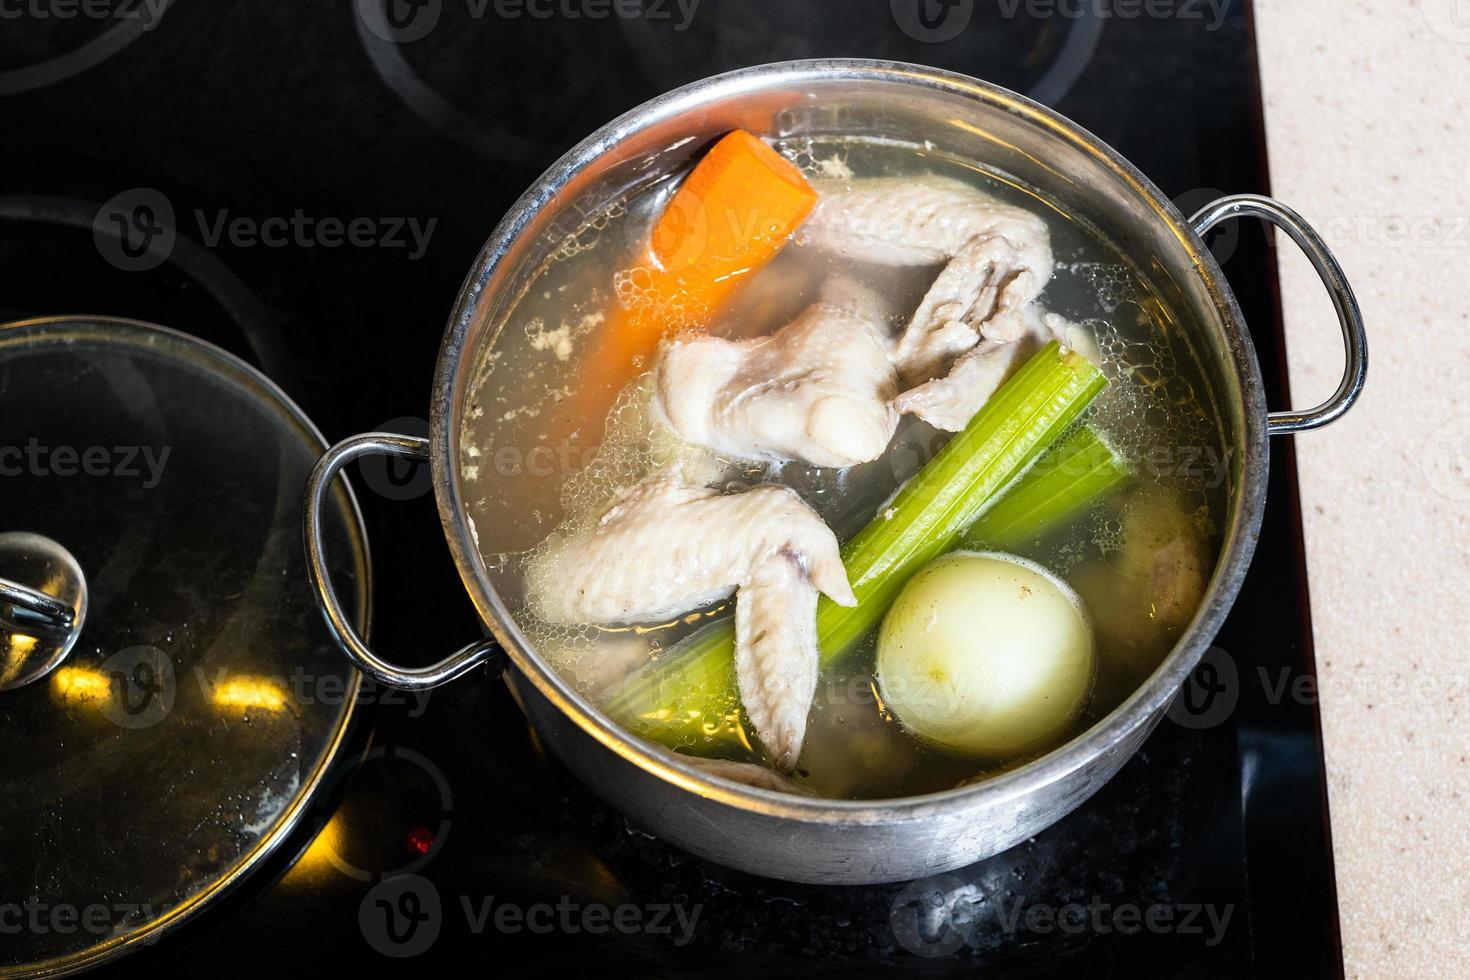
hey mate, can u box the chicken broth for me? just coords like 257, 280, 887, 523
462, 136, 1227, 799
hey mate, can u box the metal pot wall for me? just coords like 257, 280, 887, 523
303, 60, 1365, 884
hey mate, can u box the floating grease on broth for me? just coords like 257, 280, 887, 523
460, 137, 1227, 799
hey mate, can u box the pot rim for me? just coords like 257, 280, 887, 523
427, 58, 1269, 823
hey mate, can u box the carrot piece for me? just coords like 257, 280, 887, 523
553, 130, 816, 448
593, 130, 816, 375
645, 129, 818, 309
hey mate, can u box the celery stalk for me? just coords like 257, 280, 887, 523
605, 618, 745, 751
603, 342, 1106, 750
962, 425, 1130, 551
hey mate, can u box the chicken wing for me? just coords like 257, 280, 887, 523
801, 175, 1055, 384
529, 471, 855, 768
654, 301, 900, 468
893, 307, 1074, 432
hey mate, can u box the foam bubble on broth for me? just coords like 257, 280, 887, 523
1089, 307, 1221, 552
552, 200, 630, 262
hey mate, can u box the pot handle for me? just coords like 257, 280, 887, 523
304, 432, 500, 691
1190, 194, 1367, 435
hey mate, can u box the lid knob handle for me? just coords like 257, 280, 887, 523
0, 532, 89, 691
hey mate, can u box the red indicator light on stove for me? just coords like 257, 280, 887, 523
405, 825, 435, 856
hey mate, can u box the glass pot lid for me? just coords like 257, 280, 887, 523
0, 317, 369, 977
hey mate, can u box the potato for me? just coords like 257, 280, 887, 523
875, 551, 1094, 757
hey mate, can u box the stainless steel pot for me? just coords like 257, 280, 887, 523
303, 60, 1366, 885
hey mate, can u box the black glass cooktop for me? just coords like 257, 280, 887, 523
2, 1, 1341, 975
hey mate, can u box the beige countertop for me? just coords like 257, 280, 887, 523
1255, 1, 1470, 976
